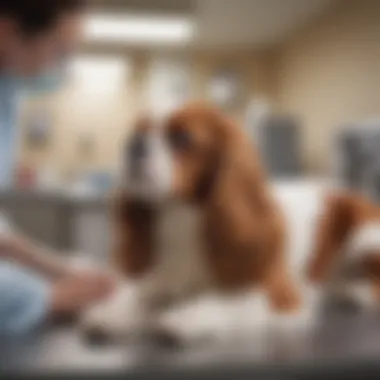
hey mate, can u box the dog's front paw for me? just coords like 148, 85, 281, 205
80, 284, 145, 345
80, 307, 123, 345
146, 322, 185, 350
151, 295, 235, 348
149, 313, 216, 349
82, 322, 115, 346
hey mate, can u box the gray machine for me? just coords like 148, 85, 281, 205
251, 115, 303, 178
335, 122, 380, 201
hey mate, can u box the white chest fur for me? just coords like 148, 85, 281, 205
273, 181, 326, 281
141, 203, 211, 303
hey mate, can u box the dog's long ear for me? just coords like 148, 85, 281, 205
207, 112, 273, 214
111, 191, 157, 278
307, 192, 360, 284
203, 113, 300, 311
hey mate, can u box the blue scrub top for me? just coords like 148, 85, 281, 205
0, 72, 65, 335
0, 76, 20, 188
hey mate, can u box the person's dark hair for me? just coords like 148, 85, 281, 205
0, 0, 86, 37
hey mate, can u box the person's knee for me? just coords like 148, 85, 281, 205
0, 262, 50, 336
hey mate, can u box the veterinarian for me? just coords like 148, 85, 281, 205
0, 0, 115, 335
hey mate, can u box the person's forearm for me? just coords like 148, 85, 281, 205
4, 233, 72, 279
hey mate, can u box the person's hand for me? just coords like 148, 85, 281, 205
70, 268, 117, 297
50, 270, 117, 316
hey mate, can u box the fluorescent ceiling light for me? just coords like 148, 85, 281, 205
83, 13, 195, 45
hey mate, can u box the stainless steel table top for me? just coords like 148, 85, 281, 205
1, 311, 380, 376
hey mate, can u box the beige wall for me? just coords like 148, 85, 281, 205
19, 53, 146, 179
20, 0, 380, 177
19, 51, 272, 178
275, 0, 380, 173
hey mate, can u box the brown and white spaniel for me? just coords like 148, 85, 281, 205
81, 103, 380, 345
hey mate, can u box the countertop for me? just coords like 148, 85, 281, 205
0, 188, 110, 207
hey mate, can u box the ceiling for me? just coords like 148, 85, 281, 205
90, 0, 336, 49
196, 0, 335, 48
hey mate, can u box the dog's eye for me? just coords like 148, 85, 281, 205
167, 129, 192, 151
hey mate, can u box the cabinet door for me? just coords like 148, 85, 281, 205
0, 200, 62, 249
